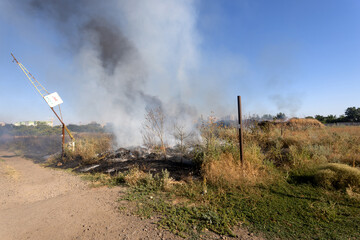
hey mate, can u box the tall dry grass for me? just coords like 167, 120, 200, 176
199, 118, 360, 189
63, 133, 113, 164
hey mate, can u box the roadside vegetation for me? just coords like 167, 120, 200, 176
1, 112, 360, 239
51, 115, 360, 239
112, 119, 360, 239
0, 122, 108, 137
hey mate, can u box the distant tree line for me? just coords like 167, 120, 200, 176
0, 122, 111, 136
247, 112, 287, 121
217, 112, 287, 127
67, 122, 107, 133
246, 107, 360, 124
307, 107, 360, 124
0, 123, 62, 136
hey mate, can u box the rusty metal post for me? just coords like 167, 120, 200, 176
237, 96, 244, 165
62, 124, 65, 158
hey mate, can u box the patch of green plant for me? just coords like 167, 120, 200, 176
121, 177, 360, 239
289, 163, 360, 191
80, 172, 124, 187
121, 186, 238, 238
235, 183, 358, 239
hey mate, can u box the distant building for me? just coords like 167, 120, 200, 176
14, 121, 53, 127
0, 122, 5, 127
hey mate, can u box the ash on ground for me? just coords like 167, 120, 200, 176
48, 147, 200, 181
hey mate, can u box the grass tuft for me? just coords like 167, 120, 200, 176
314, 163, 360, 190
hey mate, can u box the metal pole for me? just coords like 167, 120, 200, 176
62, 124, 65, 157
237, 96, 244, 165
50, 107, 64, 125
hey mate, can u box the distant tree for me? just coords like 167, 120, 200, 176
67, 123, 104, 133
248, 114, 260, 121
274, 112, 286, 120
345, 107, 360, 122
326, 115, 337, 123
305, 116, 314, 119
262, 114, 274, 121
315, 115, 325, 123
337, 115, 347, 122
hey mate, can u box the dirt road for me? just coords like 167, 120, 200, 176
0, 151, 263, 240
0, 151, 183, 240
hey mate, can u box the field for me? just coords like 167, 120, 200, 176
113, 122, 360, 239
2, 121, 360, 239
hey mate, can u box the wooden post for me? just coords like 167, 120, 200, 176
237, 96, 244, 165
62, 124, 65, 158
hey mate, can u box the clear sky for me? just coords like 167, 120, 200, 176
1, 0, 360, 125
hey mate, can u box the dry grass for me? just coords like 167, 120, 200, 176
198, 118, 360, 188
203, 151, 275, 188
346, 186, 360, 200
121, 167, 174, 192
63, 133, 113, 164
314, 163, 360, 190
0, 162, 21, 180
119, 120, 360, 239
257, 118, 324, 132
286, 118, 324, 129
124, 167, 150, 186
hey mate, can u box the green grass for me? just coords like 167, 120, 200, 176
80, 172, 124, 187
242, 183, 360, 239
120, 178, 360, 239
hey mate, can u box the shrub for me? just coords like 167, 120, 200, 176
314, 163, 360, 190
122, 167, 173, 192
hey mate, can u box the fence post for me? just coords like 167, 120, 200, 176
237, 96, 244, 165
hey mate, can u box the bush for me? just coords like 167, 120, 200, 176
314, 163, 360, 190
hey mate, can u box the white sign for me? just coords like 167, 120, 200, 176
44, 92, 63, 108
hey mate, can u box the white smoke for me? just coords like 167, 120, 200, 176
10, 0, 201, 146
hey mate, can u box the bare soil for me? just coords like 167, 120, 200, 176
0, 150, 263, 240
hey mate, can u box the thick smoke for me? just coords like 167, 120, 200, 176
18, 0, 199, 146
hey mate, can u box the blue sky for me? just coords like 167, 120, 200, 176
1, 0, 360, 124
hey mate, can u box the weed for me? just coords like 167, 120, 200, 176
314, 163, 360, 190
80, 172, 122, 187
